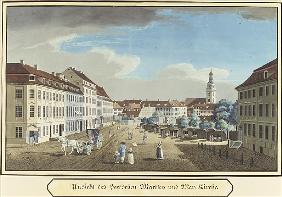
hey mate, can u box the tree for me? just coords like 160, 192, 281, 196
190, 110, 200, 128
213, 99, 238, 131
178, 116, 190, 128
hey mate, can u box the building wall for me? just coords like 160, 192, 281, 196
238, 80, 277, 158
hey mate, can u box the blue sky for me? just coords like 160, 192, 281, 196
60, 9, 277, 85
8, 7, 277, 101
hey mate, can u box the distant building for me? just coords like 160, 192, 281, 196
140, 100, 187, 124
113, 102, 124, 116
184, 71, 217, 120
206, 70, 216, 104
117, 99, 142, 119
235, 58, 277, 158
6, 62, 83, 144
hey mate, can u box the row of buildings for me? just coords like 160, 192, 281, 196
6, 62, 217, 144
6, 61, 113, 144
236, 58, 278, 158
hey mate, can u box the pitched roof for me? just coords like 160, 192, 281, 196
113, 102, 123, 109
67, 67, 95, 84
7, 63, 83, 94
141, 100, 186, 107
187, 103, 216, 110
236, 58, 277, 89
117, 100, 142, 108
96, 85, 112, 101
184, 98, 206, 106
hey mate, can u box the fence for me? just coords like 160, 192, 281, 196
196, 143, 277, 171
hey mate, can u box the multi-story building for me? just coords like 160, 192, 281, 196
96, 85, 113, 125
184, 71, 217, 119
63, 67, 98, 129
140, 100, 187, 124
6, 61, 83, 144
236, 58, 277, 158
117, 99, 142, 119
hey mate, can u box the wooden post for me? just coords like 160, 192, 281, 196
201, 143, 203, 149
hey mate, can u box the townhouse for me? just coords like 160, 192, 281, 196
236, 58, 278, 158
6, 61, 83, 144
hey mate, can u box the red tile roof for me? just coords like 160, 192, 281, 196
67, 67, 112, 101
67, 67, 95, 84
7, 63, 83, 94
184, 98, 206, 106
236, 58, 277, 89
96, 85, 112, 101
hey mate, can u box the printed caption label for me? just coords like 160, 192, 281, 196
47, 178, 233, 196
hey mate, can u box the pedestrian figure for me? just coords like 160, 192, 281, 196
156, 141, 164, 160
127, 147, 134, 165
97, 134, 103, 149
118, 142, 127, 164
143, 132, 148, 144
114, 151, 120, 164
109, 130, 112, 138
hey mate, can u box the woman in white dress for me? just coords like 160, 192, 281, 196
127, 147, 134, 165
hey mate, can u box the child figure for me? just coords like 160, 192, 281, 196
127, 147, 134, 165
114, 151, 120, 164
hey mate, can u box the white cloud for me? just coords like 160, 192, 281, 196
159, 63, 230, 82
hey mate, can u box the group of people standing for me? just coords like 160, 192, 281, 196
114, 142, 134, 165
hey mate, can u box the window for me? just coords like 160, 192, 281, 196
37, 90, 41, 99
38, 106, 41, 117
29, 89, 35, 98
259, 125, 263, 138
15, 88, 23, 98
244, 106, 248, 116
272, 104, 276, 117
29, 105, 35, 117
248, 124, 251, 136
272, 84, 276, 95
259, 104, 263, 117
53, 93, 56, 100
248, 105, 252, 116
16, 127, 23, 138
252, 89, 256, 97
244, 124, 247, 136
43, 91, 46, 100
244, 91, 247, 99
259, 87, 263, 96
248, 90, 251, 98
252, 144, 256, 151
15, 105, 23, 117
46, 92, 49, 100
53, 107, 56, 118
252, 124, 256, 137
252, 105, 256, 116
46, 106, 49, 117
240, 106, 243, 116
272, 126, 276, 142
264, 71, 268, 79
265, 126, 269, 140
259, 147, 263, 154
239, 92, 243, 99
265, 86, 269, 96
29, 75, 35, 81
43, 106, 46, 117
265, 104, 269, 117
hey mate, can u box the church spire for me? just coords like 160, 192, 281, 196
206, 69, 216, 104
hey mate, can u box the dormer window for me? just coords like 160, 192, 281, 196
264, 71, 268, 79
29, 75, 35, 81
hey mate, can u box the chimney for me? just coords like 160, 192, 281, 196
34, 64, 37, 69
20, 60, 24, 64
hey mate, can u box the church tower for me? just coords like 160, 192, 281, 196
206, 69, 216, 104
